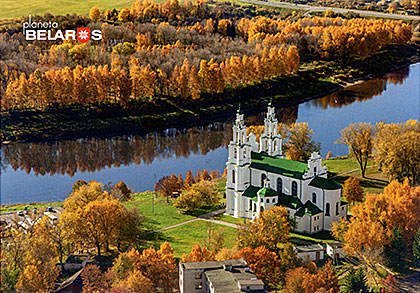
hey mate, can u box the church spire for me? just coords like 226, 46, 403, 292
259, 101, 283, 157
233, 105, 246, 144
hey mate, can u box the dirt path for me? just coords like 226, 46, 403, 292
147, 209, 233, 234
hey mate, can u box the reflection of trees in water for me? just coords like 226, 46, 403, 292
2, 123, 232, 177
246, 105, 299, 126
310, 66, 410, 109
2, 106, 299, 177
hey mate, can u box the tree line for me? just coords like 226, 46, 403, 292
1, 0, 413, 110
337, 119, 420, 184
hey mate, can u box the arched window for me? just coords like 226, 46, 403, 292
260, 206, 264, 213
266, 199, 269, 203
292, 181, 298, 197
314, 167, 317, 175
261, 174, 267, 187
232, 170, 235, 184
336, 202, 339, 216
277, 178, 283, 193
233, 148, 237, 158
325, 203, 330, 216
312, 193, 317, 204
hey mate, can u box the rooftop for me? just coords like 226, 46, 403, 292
250, 152, 308, 179
295, 200, 323, 217
257, 187, 278, 197
295, 244, 324, 252
278, 193, 303, 210
181, 259, 265, 293
309, 177, 341, 190
181, 258, 247, 270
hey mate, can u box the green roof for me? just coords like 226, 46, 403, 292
250, 152, 308, 179
309, 177, 341, 190
295, 200, 323, 217
243, 185, 260, 198
278, 193, 303, 210
257, 187, 278, 197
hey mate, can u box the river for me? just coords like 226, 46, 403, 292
1, 63, 419, 205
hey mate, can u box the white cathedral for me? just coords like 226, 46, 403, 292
225, 104, 347, 234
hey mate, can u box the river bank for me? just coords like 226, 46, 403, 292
1, 44, 419, 144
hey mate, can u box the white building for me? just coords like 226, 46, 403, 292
179, 259, 265, 293
326, 242, 345, 261
294, 244, 325, 262
225, 104, 347, 234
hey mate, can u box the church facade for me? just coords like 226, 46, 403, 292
225, 105, 347, 234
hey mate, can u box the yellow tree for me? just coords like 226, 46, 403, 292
89, 6, 100, 21
373, 120, 420, 185
61, 181, 110, 252
342, 177, 364, 204
237, 205, 290, 253
337, 180, 420, 262
115, 269, 154, 292
83, 199, 125, 256
285, 122, 319, 162
15, 219, 61, 292
336, 122, 374, 177
188, 65, 200, 100
181, 244, 215, 262
184, 170, 195, 188
234, 245, 294, 287
118, 8, 131, 22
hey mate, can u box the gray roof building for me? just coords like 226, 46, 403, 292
179, 259, 265, 293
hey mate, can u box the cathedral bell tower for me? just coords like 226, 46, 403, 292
259, 101, 283, 157
226, 106, 251, 218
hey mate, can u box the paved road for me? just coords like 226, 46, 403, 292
240, 0, 420, 20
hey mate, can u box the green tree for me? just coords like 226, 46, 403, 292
174, 180, 218, 212
384, 229, 408, 273
414, 229, 420, 267
341, 268, 368, 293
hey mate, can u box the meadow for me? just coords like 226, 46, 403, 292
0, 0, 134, 19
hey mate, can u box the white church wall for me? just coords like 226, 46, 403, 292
323, 189, 342, 230
295, 215, 310, 233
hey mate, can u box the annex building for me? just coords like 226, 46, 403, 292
225, 104, 347, 233
179, 259, 265, 293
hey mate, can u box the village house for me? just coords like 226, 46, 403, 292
294, 244, 325, 262
225, 104, 347, 233
326, 242, 345, 262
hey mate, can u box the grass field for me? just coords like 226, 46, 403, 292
142, 220, 238, 258
126, 191, 197, 231
0, 0, 135, 19
324, 156, 389, 194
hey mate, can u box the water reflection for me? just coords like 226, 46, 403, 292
310, 67, 410, 109
310, 66, 409, 109
0, 65, 413, 180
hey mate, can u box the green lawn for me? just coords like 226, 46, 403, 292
142, 220, 238, 258
0, 0, 135, 19
290, 231, 336, 245
126, 191, 196, 231
324, 156, 389, 194
213, 214, 246, 225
